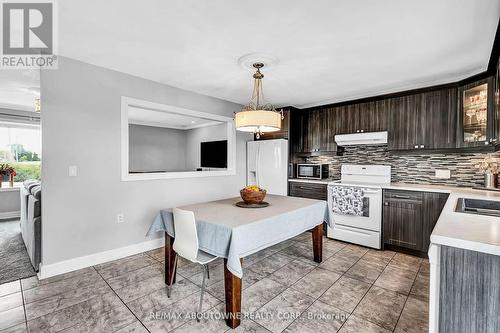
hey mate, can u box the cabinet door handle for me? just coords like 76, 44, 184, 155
392, 195, 411, 199
384, 202, 389, 206
298, 186, 316, 190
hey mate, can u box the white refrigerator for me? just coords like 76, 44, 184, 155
247, 139, 288, 195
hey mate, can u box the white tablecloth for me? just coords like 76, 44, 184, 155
147, 195, 329, 278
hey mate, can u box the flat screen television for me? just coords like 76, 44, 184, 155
200, 140, 227, 168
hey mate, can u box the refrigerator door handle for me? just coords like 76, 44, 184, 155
256, 143, 261, 187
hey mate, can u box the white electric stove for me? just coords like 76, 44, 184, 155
327, 164, 391, 249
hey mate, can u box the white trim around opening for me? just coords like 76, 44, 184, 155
120, 96, 237, 181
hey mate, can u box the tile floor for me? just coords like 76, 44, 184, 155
0, 232, 429, 332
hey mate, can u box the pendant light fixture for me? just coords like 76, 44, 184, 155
234, 63, 282, 139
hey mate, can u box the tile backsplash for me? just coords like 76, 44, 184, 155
305, 145, 500, 187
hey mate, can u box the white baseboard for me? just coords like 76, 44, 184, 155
0, 211, 21, 220
38, 237, 165, 280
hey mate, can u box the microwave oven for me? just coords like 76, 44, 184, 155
297, 164, 329, 179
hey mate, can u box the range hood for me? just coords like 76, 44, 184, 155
335, 131, 388, 146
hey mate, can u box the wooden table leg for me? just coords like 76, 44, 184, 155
224, 259, 241, 329
312, 224, 323, 263
165, 232, 177, 285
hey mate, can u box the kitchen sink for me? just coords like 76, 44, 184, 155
455, 198, 500, 217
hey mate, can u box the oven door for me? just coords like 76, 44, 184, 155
327, 186, 382, 232
297, 164, 320, 179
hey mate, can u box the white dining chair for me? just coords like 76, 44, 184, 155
169, 207, 218, 320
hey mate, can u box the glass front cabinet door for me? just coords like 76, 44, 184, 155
458, 78, 495, 147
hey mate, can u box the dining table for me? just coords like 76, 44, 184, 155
147, 194, 329, 329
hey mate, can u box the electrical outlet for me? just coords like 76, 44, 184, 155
435, 169, 451, 179
69, 166, 77, 177
117, 214, 125, 223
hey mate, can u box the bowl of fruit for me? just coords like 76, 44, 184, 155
240, 185, 267, 204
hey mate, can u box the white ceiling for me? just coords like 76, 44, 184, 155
0, 70, 40, 111
55, 1, 499, 108
128, 106, 222, 129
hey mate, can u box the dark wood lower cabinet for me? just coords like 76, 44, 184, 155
422, 192, 449, 247
288, 181, 327, 201
383, 189, 448, 254
383, 191, 423, 251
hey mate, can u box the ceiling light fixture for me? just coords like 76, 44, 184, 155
234, 63, 282, 139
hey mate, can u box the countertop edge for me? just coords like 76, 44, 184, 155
288, 178, 334, 184
288, 179, 472, 193
430, 234, 500, 257
381, 183, 453, 193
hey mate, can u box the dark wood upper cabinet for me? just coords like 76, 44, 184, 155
289, 100, 389, 153
422, 88, 458, 149
336, 105, 357, 134
309, 109, 338, 152
307, 110, 322, 152
388, 94, 419, 150
496, 56, 500, 144
290, 108, 337, 153
334, 101, 388, 135
457, 77, 495, 148
254, 108, 289, 141
289, 108, 307, 153
359, 100, 389, 133
388, 87, 457, 150
321, 108, 336, 151
289, 71, 499, 154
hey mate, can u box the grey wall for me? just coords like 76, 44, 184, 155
128, 124, 188, 172
307, 145, 500, 187
186, 123, 227, 170
41, 56, 249, 265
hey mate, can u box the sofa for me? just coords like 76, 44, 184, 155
20, 180, 41, 271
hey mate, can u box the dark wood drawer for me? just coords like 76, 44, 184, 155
289, 181, 327, 200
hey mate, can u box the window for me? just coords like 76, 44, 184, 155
0, 124, 41, 182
